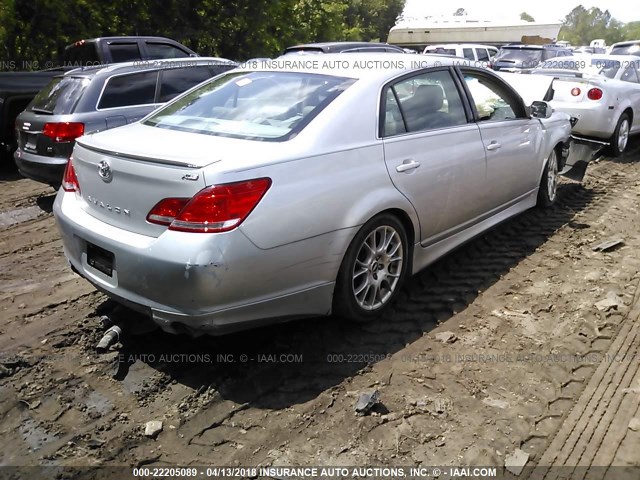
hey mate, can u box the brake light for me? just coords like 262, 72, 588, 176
43, 122, 85, 142
147, 198, 190, 225
571, 87, 581, 96
147, 178, 272, 233
587, 88, 603, 100
62, 159, 80, 192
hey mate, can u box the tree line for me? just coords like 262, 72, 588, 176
559, 5, 640, 45
2, 1, 640, 68
0, 0, 404, 65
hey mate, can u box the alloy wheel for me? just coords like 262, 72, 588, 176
351, 225, 404, 310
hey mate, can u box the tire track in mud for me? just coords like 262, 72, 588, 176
2, 155, 639, 467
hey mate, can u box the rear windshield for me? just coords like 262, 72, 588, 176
144, 71, 355, 141
610, 44, 640, 56
495, 48, 543, 65
28, 77, 89, 114
63, 43, 100, 67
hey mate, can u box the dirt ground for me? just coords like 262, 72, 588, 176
1, 141, 640, 476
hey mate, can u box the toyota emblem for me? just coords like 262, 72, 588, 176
98, 160, 112, 182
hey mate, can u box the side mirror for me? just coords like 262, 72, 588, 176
530, 100, 553, 119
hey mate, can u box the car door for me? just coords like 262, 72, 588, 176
458, 68, 542, 210
620, 65, 640, 133
381, 68, 488, 244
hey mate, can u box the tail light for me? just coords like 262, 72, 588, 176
587, 88, 603, 100
43, 122, 85, 142
571, 87, 581, 96
147, 178, 271, 233
62, 158, 80, 193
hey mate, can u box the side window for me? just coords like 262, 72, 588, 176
98, 71, 159, 109
383, 69, 467, 136
462, 70, 524, 121
159, 66, 213, 103
488, 47, 498, 59
463, 48, 475, 60
476, 49, 490, 62
146, 42, 190, 59
621, 66, 639, 83
382, 91, 407, 137
108, 43, 142, 62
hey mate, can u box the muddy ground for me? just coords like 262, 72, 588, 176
1, 142, 639, 476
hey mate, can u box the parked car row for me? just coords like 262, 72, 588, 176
51, 52, 573, 335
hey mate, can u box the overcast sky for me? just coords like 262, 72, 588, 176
402, 0, 640, 24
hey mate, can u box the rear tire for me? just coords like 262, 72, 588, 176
537, 149, 559, 208
609, 113, 630, 157
333, 214, 409, 323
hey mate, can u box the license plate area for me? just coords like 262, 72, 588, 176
23, 133, 38, 153
86, 242, 114, 277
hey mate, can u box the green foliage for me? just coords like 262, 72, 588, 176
559, 5, 624, 46
520, 12, 535, 23
0, 0, 405, 68
622, 21, 640, 40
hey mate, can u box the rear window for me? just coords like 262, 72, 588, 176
144, 71, 355, 141
495, 48, 543, 66
610, 44, 640, 56
28, 77, 89, 114
63, 43, 100, 66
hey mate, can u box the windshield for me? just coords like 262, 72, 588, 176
28, 76, 90, 114
495, 48, 543, 66
144, 71, 356, 141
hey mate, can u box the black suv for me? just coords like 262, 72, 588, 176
14, 57, 236, 187
492, 44, 573, 71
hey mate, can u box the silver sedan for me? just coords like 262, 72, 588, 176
53, 54, 572, 335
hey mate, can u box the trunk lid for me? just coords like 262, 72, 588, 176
72, 141, 206, 237
550, 77, 594, 102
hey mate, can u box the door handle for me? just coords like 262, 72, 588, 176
486, 142, 502, 151
396, 160, 421, 173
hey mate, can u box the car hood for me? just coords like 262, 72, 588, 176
496, 72, 554, 105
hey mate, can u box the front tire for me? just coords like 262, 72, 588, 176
537, 149, 559, 208
333, 214, 409, 322
609, 113, 630, 157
